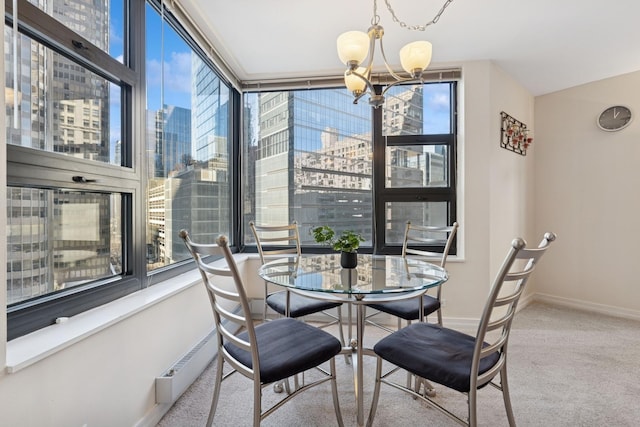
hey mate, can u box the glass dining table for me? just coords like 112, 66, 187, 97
258, 253, 448, 427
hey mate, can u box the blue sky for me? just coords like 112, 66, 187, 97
145, 3, 192, 110
422, 83, 451, 134
110, 2, 193, 159
111, 2, 194, 113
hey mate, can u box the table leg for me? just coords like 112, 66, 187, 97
342, 296, 371, 426
355, 299, 366, 426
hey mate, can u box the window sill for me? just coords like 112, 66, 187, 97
5, 254, 249, 374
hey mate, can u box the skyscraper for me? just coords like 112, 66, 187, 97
145, 55, 231, 267
250, 86, 435, 245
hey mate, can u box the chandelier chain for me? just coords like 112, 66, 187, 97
371, 0, 380, 25
382, 0, 454, 31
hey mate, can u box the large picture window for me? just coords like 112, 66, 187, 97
242, 89, 372, 245
145, 2, 232, 270
243, 82, 457, 253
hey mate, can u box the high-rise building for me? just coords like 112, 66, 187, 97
145, 55, 231, 267
251, 86, 438, 245
154, 105, 192, 178
164, 160, 229, 263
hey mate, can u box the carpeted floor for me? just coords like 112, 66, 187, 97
157, 303, 640, 426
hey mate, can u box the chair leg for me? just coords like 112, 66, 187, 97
501, 365, 517, 426
366, 357, 383, 427
468, 388, 478, 427
273, 380, 284, 393
294, 373, 301, 390
436, 307, 443, 326
329, 357, 345, 427
253, 377, 261, 427
273, 377, 292, 394
206, 356, 224, 427
404, 319, 413, 390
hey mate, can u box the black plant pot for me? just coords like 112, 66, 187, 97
340, 251, 358, 269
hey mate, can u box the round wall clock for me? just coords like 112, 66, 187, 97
597, 105, 632, 131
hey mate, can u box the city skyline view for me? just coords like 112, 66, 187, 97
5, 0, 455, 310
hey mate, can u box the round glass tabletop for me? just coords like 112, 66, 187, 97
258, 253, 447, 296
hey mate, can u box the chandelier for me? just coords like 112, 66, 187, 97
336, 0, 454, 108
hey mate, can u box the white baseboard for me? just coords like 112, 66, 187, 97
531, 292, 640, 321
135, 403, 173, 427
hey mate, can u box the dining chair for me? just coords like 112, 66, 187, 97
249, 221, 346, 348
179, 230, 345, 427
366, 232, 556, 427
365, 221, 459, 332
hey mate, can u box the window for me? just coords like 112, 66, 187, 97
29, 0, 124, 62
145, 1, 232, 270
242, 82, 457, 253
376, 83, 457, 252
242, 89, 372, 246
5, 0, 236, 339
5, 0, 135, 339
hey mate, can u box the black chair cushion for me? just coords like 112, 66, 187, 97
267, 291, 342, 318
373, 322, 500, 393
224, 318, 342, 384
368, 295, 440, 321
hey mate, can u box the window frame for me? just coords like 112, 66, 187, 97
143, 0, 239, 278
4, 0, 142, 340
5, 0, 241, 340
373, 81, 458, 254
239, 81, 458, 255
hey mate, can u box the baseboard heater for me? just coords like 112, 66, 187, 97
155, 304, 243, 404
155, 328, 217, 404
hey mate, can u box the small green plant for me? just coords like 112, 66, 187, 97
311, 226, 364, 253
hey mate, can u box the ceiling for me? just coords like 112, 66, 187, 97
179, 0, 640, 96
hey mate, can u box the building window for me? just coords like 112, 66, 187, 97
242, 82, 457, 252
376, 83, 457, 252
242, 89, 372, 245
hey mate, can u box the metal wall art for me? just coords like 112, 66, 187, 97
500, 111, 533, 156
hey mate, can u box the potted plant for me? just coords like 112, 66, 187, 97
311, 225, 364, 268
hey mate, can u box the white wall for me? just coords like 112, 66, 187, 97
533, 70, 640, 317
0, 279, 214, 426
488, 65, 537, 272
442, 60, 536, 322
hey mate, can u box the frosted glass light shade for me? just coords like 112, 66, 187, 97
399, 41, 432, 74
337, 31, 370, 66
344, 67, 367, 93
